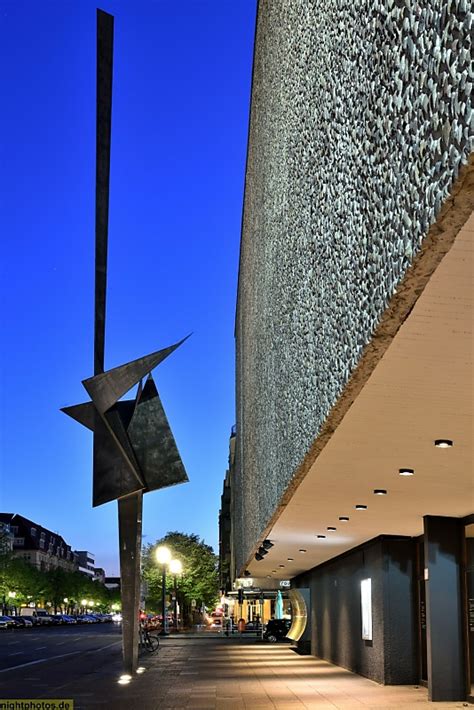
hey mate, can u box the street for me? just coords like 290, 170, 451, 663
0, 625, 122, 698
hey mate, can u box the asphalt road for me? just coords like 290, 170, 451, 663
0, 624, 123, 698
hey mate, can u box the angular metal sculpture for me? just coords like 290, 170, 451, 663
62, 9, 189, 675
63, 347, 189, 507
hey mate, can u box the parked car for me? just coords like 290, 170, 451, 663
0, 615, 17, 629
19, 615, 40, 626
76, 614, 98, 623
20, 608, 53, 624
57, 614, 77, 624
90, 613, 109, 623
263, 619, 291, 643
48, 615, 63, 625
11, 616, 33, 628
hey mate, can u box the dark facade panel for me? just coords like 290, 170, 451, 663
295, 537, 418, 685
424, 516, 466, 701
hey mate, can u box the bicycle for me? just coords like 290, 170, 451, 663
139, 623, 160, 653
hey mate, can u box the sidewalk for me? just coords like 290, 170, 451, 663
58, 635, 468, 710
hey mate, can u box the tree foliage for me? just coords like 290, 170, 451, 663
142, 532, 219, 625
0, 549, 117, 613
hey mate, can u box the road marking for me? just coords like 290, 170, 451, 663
8, 652, 23, 656
8, 641, 20, 645
56, 641, 67, 645
34, 647, 47, 650
0, 640, 122, 674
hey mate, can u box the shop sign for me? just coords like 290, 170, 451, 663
279, 580, 290, 588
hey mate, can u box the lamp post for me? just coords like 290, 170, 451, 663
169, 558, 182, 631
155, 546, 171, 635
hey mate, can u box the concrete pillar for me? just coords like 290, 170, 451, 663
118, 491, 143, 675
424, 515, 466, 701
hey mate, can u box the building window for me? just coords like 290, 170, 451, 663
31, 527, 36, 536
14, 537, 25, 546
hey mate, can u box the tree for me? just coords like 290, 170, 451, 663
142, 532, 219, 626
1, 556, 44, 612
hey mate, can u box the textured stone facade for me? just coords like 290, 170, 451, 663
234, 0, 473, 572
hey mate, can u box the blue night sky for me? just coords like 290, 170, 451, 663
0, 1, 256, 575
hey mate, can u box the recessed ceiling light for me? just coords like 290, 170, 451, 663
287, 557, 294, 561
339, 516, 350, 522
298, 549, 306, 553
266, 575, 272, 578
272, 569, 277, 573
434, 439, 453, 448
279, 564, 285, 568
317, 534, 326, 538
355, 504, 367, 510
327, 527, 337, 531
373, 489, 387, 495
399, 468, 414, 476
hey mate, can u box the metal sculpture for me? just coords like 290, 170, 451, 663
62, 9, 189, 674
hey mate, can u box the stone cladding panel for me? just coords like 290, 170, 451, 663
235, 0, 473, 572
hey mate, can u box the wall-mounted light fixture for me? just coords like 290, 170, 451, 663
434, 439, 453, 448
262, 539, 274, 550
361, 578, 372, 641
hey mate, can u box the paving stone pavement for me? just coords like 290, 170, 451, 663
51, 635, 471, 710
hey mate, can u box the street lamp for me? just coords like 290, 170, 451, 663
169, 558, 182, 631
155, 546, 171, 635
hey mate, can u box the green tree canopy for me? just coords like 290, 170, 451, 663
142, 532, 219, 624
